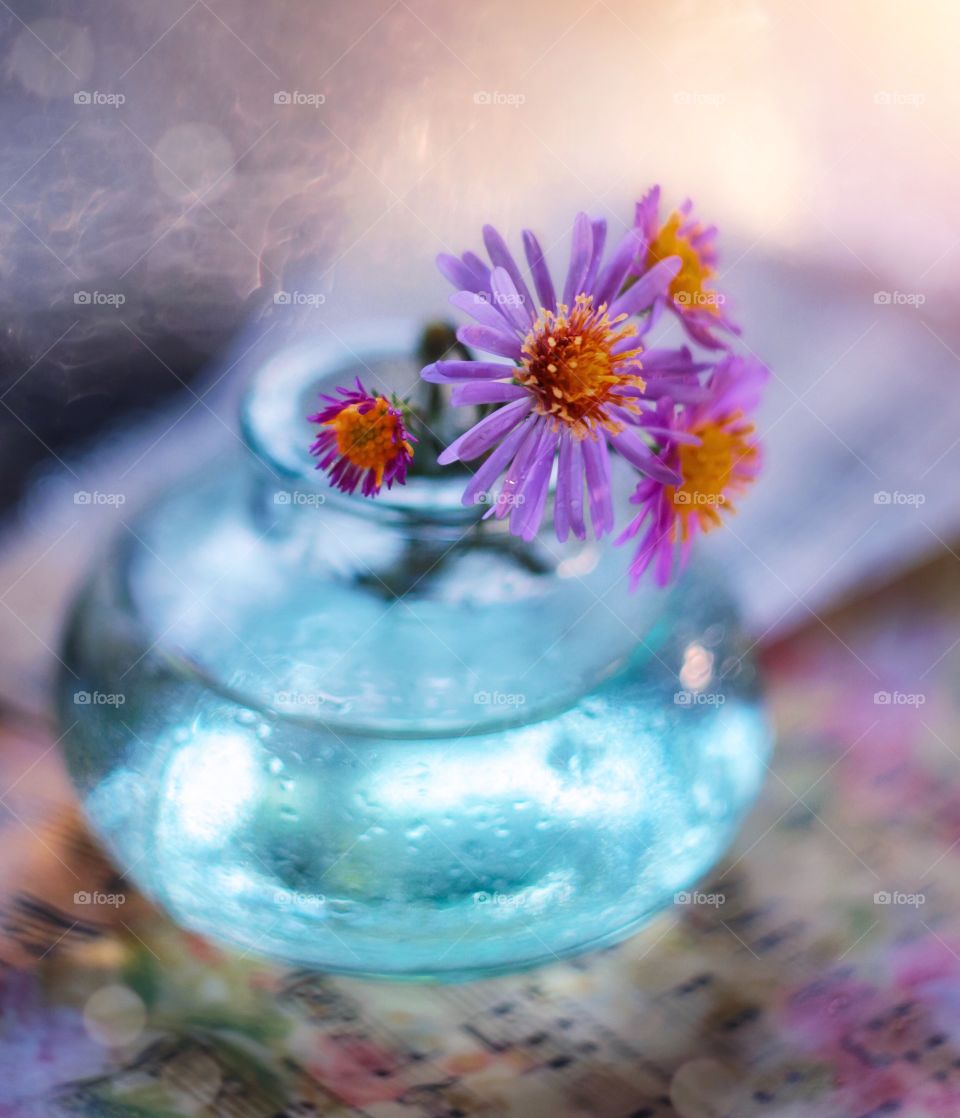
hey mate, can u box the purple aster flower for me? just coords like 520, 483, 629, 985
309, 378, 416, 497
421, 213, 697, 542
617, 354, 768, 587
633, 184, 739, 350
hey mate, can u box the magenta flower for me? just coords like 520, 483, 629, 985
421, 213, 704, 542
309, 378, 415, 497
617, 354, 768, 586
633, 184, 739, 349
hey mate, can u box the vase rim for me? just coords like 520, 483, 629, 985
239, 317, 483, 526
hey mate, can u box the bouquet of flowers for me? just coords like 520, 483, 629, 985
309, 186, 768, 588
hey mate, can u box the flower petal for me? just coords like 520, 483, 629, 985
593, 228, 645, 307
462, 415, 537, 506
422, 359, 517, 383
456, 323, 523, 361
490, 266, 533, 332
437, 397, 532, 464
641, 346, 711, 375
581, 434, 615, 537
583, 218, 608, 293
450, 381, 527, 406
449, 290, 507, 329
641, 379, 709, 403
609, 256, 682, 318
554, 430, 585, 542
633, 185, 661, 240
482, 224, 535, 314
437, 252, 489, 294
522, 229, 556, 313
511, 423, 559, 541
489, 417, 544, 520
608, 427, 681, 484
562, 212, 593, 308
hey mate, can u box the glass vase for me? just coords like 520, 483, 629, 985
57, 319, 770, 980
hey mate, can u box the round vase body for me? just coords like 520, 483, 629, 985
58, 323, 770, 980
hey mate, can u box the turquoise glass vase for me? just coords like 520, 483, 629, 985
57, 320, 770, 980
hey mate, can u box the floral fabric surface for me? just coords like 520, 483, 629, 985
2, 559, 960, 1118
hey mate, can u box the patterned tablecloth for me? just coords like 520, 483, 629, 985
3, 555, 960, 1118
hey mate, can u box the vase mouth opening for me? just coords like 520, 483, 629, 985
239, 318, 485, 526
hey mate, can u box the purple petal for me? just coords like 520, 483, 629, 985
489, 417, 544, 520
449, 290, 507, 329
462, 416, 537, 506
422, 359, 517, 383
581, 435, 614, 537
490, 266, 533, 332
438, 397, 532, 464
522, 229, 556, 313
562, 212, 593, 308
608, 427, 681, 484
554, 431, 585, 542
462, 251, 491, 282
641, 346, 711, 375
437, 252, 489, 294
641, 379, 709, 403
633, 185, 661, 240
482, 224, 535, 314
641, 294, 666, 335
609, 256, 682, 318
451, 381, 527, 406
632, 419, 700, 446
456, 323, 523, 361
593, 228, 645, 307
582, 218, 608, 292
510, 424, 558, 541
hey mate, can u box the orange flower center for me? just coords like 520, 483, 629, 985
519, 294, 645, 437
646, 211, 720, 315
669, 416, 758, 538
326, 398, 411, 487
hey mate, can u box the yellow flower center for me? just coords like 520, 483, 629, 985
326, 398, 412, 487
519, 294, 645, 437
646, 211, 720, 315
670, 416, 758, 538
